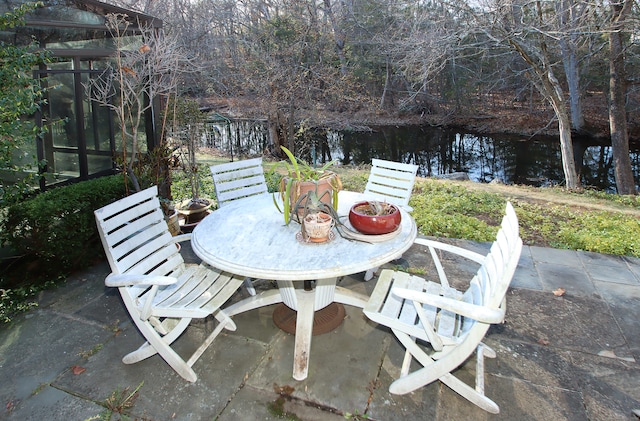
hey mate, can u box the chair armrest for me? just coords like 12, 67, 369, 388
414, 238, 486, 264
172, 233, 192, 243
392, 287, 505, 324
105, 273, 178, 287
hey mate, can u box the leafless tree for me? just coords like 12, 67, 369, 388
608, 0, 637, 194
450, 0, 585, 188
558, 0, 591, 134
86, 13, 189, 192
99, 0, 638, 193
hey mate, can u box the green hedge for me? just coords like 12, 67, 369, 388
0, 175, 127, 286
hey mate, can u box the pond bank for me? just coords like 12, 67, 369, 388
202, 96, 634, 142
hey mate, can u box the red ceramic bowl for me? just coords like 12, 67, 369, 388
348, 201, 401, 235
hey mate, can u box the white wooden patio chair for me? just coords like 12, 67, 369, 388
94, 186, 245, 382
364, 158, 419, 212
363, 202, 522, 413
210, 157, 269, 295
210, 157, 268, 207
363, 158, 419, 280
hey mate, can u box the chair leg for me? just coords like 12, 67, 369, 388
212, 309, 237, 331
125, 317, 199, 382
364, 266, 379, 281
389, 331, 500, 414
123, 317, 191, 364
475, 343, 496, 396
186, 315, 233, 367
400, 347, 413, 377
438, 370, 500, 414
389, 330, 444, 393
244, 278, 257, 296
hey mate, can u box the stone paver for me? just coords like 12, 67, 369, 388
1, 240, 639, 420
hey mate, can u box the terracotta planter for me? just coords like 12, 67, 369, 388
176, 198, 212, 232
284, 172, 338, 221
302, 212, 334, 243
165, 209, 181, 236
177, 198, 211, 220
349, 201, 401, 235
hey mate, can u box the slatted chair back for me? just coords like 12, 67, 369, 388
361, 158, 419, 281
94, 186, 245, 382
363, 202, 522, 413
210, 157, 268, 207
95, 186, 184, 282
364, 159, 419, 211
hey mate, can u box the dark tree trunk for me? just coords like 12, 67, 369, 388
608, 1, 637, 195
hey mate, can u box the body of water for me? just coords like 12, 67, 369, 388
203, 120, 640, 193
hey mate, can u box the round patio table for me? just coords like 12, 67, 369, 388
191, 190, 417, 380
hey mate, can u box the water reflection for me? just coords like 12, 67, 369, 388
203, 121, 639, 192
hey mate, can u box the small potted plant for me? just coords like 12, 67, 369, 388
172, 107, 212, 229
175, 164, 212, 229
301, 212, 334, 243
273, 146, 342, 225
348, 200, 401, 235
295, 190, 338, 243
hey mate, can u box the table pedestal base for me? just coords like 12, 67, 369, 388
272, 302, 346, 336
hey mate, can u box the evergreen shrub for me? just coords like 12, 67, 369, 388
0, 175, 127, 287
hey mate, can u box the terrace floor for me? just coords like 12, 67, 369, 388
1, 237, 639, 420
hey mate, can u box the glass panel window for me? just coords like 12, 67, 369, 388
32, 5, 104, 26
47, 72, 78, 149
45, 32, 114, 50
87, 155, 113, 175
2, 0, 161, 189
82, 71, 114, 175
39, 69, 80, 181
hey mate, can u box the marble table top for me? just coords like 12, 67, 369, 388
191, 191, 417, 281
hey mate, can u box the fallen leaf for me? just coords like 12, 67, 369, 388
553, 287, 566, 297
71, 365, 86, 375
121, 66, 136, 76
537, 338, 550, 346
273, 383, 294, 396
